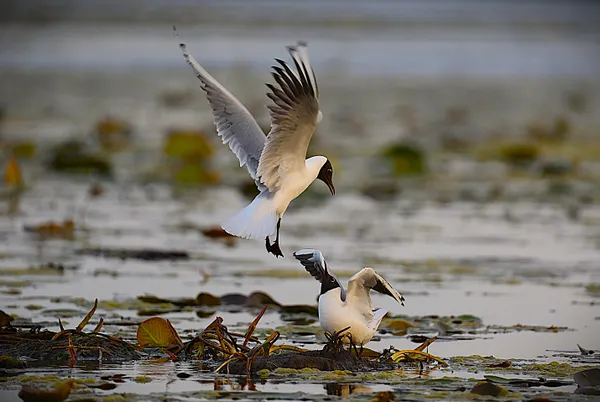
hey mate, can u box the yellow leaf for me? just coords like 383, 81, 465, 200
383, 318, 414, 331
76, 298, 98, 332
137, 317, 182, 348
243, 305, 268, 348
391, 349, 447, 366
164, 130, 213, 159
414, 336, 438, 352
4, 156, 23, 187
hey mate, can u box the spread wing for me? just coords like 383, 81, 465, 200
347, 268, 405, 311
257, 42, 322, 192
293, 248, 346, 301
177, 29, 267, 189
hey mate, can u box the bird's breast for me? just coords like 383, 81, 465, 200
318, 290, 376, 346
274, 171, 316, 215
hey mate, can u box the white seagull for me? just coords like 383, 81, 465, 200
293, 249, 405, 347
177, 30, 335, 258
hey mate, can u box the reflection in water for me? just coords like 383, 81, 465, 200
325, 383, 372, 397
213, 376, 257, 392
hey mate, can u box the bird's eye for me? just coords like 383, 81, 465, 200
328, 169, 332, 173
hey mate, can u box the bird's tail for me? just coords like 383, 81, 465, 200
368, 308, 389, 331
222, 192, 278, 240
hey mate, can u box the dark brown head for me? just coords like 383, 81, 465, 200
317, 159, 335, 195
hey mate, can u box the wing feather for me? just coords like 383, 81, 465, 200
293, 249, 346, 300
178, 32, 266, 189
257, 43, 321, 192
348, 268, 405, 309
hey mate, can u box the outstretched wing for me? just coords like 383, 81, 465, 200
257, 42, 322, 192
347, 267, 405, 310
293, 248, 346, 301
177, 29, 267, 189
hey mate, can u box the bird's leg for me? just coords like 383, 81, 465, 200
265, 219, 283, 258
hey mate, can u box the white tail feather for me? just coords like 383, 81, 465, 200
222, 193, 278, 240
368, 309, 388, 331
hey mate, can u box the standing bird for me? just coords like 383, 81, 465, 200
294, 249, 405, 346
177, 31, 335, 258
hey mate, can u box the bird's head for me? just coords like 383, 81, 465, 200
317, 159, 335, 195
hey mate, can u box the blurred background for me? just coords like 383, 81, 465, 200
1, 0, 599, 193
0, 0, 600, 365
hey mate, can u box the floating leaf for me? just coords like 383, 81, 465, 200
95, 117, 132, 152
11, 141, 37, 158
196, 292, 221, 306
484, 375, 572, 388
383, 318, 414, 335
483, 375, 514, 385
49, 140, 112, 175
499, 142, 540, 166
381, 143, 426, 176
77, 247, 189, 261
18, 379, 74, 402
87, 383, 117, 390
201, 226, 235, 239
201, 226, 236, 246
4, 156, 23, 187
471, 381, 507, 397
488, 360, 512, 368
384, 318, 414, 330
245, 292, 281, 307
372, 391, 396, 402
137, 317, 182, 348
279, 305, 318, 315
24, 220, 75, 240
174, 164, 220, 185
164, 129, 213, 159
100, 374, 127, 381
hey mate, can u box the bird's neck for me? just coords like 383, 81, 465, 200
320, 278, 341, 296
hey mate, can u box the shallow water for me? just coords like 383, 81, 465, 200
1, 177, 599, 399
1, 2, 600, 399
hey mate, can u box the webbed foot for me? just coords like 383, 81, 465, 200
265, 237, 284, 258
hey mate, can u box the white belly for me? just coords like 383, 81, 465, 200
318, 289, 376, 346
274, 171, 315, 216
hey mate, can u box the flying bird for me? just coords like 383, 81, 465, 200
177, 29, 335, 258
294, 248, 405, 347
